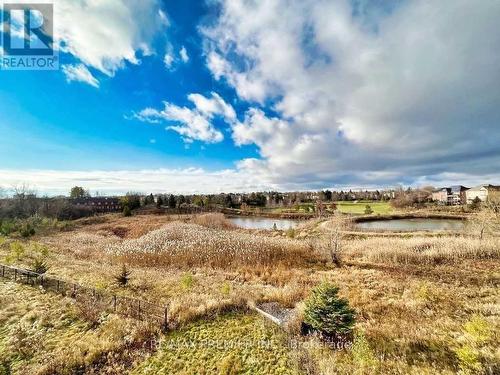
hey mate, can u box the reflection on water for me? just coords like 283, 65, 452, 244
355, 218, 466, 232
228, 217, 299, 230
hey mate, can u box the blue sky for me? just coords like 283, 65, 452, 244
0, 1, 256, 171
1, 0, 499, 195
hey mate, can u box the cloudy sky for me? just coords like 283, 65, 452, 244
1, 0, 499, 195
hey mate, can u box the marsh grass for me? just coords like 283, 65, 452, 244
191, 213, 236, 229
106, 222, 319, 269
343, 236, 500, 265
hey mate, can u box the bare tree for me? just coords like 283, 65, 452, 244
316, 200, 325, 218
472, 200, 500, 240
320, 215, 348, 267
11, 184, 38, 218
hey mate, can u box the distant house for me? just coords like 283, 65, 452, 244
449, 185, 469, 205
432, 186, 469, 205
432, 188, 449, 204
466, 185, 500, 204
72, 197, 121, 213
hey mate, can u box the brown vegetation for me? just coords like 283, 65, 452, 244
1, 211, 499, 374
106, 222, 319, 269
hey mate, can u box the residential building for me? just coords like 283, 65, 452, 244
449, 185, 469, 205
432, 188, 449, 204
72, 197, 121, 213
432, 186, 469, 205
466, 185, 500, 204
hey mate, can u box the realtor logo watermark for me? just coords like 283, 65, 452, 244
1, 2, 58, 70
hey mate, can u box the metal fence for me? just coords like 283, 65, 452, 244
0, 264, 168, 330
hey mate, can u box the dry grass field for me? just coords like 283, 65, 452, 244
0, 212, 499, 374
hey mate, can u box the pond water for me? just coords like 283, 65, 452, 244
355, 218, 466, 232
228, 217, 299, 230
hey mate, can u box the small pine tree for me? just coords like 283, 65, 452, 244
32, 258, 49, 274
156, 196, 163, 208
364, 205, 373, 215
114, 264, 131, 286
123, 206, 131, 217
304, 283, 355, 336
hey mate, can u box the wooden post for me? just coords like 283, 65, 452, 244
2, 265, 4, 278
163, 307, 168, 332
138, 300, 141, 319
57, 279, 60, 292
113, 295, 117, 312
14, 268, 17, 281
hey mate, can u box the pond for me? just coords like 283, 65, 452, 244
228, 217, 300, 230
355, 218, 466, 232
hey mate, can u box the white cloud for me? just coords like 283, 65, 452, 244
135, 92, 235, 143
11, 0, 164, 76
187, 92, 236, 121
0, 168, 275, 196
54, 0, 163, 75
2, 168, 500, 197
62, 64, 100, 88
202, 0, 500, 187
164, 53, 174, 69
179, 46, 189, 63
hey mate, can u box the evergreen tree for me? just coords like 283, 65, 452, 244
156, 196, 163, 208
168, 194, 176, 208
304, 283, 356, 335
114, 264, 131, 286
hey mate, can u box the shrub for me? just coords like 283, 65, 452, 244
351, 331, 378, 370
8, 323, 43, 358
221, 282, 231, 296
303, 283, 355, 336
5, 242, 25, 263
455, 344, 482, 374
0, 220, 14, 236
469, 196, 482, 211
32, 258, 49, 274
123, 206, 132, 217
364, 205, 373, 215
463, 315, 491, 344
75, 295, 106, 328
453, 315, 492, 375
219, 354, 243, 375
114, 264, 131, 286
20, 223, 35, 238
180, 272, 195, 290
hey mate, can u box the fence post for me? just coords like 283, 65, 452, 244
2, 265, 4, 278
113, 295, 117, 312
138, 300, 141, 319
14, 268, 17, 281
57, 279, 60, 293
163, 307, 168, 332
